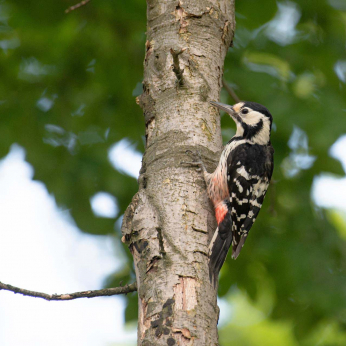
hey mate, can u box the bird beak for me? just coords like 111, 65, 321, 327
209, 101, 234, 113
209, 101, 241, 123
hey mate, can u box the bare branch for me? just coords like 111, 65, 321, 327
222, 77, 241, 103
65, 0, 91, 14
0, 281, 137, 301
170, 48, 186, 86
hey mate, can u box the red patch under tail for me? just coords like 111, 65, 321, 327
215, 202, 228, 225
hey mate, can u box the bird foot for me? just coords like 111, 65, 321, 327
185, 149, 202, 161
181, 150, 205, 172
180, 160, 203, 168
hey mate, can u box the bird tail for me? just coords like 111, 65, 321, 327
208, 227, 232, 287
231, 234, 247, 260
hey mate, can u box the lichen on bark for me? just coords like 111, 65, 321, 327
122, 0, 235, 344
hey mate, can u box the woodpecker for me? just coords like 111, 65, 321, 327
185, 101, 274, 286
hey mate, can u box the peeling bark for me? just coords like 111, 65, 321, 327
122, 0, 235, 344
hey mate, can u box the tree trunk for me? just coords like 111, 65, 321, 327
122, 1, 235, 345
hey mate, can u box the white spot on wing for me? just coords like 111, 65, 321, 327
235, 198, 249, 205
236, 214, 247, 222
233, 236, 237, 245
236, 166, 251, 180
235, 180, 243, 192
251, 200, 262, 208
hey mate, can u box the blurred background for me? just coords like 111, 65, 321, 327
0, 0, 346, 345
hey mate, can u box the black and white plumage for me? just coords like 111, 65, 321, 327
186, 101, 274, 286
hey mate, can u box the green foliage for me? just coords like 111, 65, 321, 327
1, 0, 346, 344
0, 0, 146, 235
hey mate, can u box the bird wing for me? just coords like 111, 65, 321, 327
229, 144, 274, 259
231, 178, 269, 259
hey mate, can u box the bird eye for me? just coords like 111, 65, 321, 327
241, 108, 249, 115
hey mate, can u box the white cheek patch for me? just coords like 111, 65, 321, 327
243, 111, 263, 126
252, 119, 271, 145
235, 124, 245, 137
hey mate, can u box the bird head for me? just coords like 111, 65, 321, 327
209, 101, 273, 145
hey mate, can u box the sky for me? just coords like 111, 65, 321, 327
312, 135, 346, 211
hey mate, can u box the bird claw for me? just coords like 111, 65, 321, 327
181, 161, 202, 167
185, 149, 202, 161
181, 161, 203, 172
182, 150, 205, 172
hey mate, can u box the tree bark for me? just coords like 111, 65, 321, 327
122, 1, 235, 345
